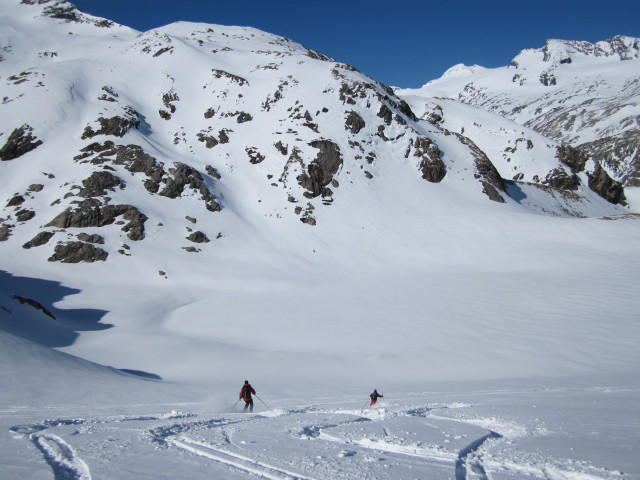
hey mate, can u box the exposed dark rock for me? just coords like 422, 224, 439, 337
16, 209, 36, 222
377, 104, 393, 125
556, 145, 588, 173
410, 136, 446, 183
0, 124, 43, 161
376, 125, 389, 141
218, 129, 230, 144
212, 69, 249, 86
22, 231, 55, 249
481, 182, 507, 203
300, 216, 316, 226
576, 129, 640, 187
46, 199, 147, 241
543, 168, 580, 190
103, 144, 166, 193
197, 133, 218, 148
587, 163, 626, 205
456, 133, 506, 202
159, 162, 221, 212
11, 295, 55, 319
182, 246, 200, 253
205, 165, 221, 179
6, 194, 25, 207
306, 49, 334, 61
204, 108, 215, 119
186, 231, 210, 243
0, 223, 12, 241
74, 140, 116, 161
274, 141, 288, 155
246, 147, 265, 164
345, 111, 366, 134
396, 100, 417, 121
81, 110, 140, 139
539, 72, 557, 86
78, 171, 123, 198
28, 184, 44, 192
297, 140, 343, 198
76, 233, 104, 244
185, 216, 197, 224
98, 86, 119, 102
236, 112, 253, 123
48, 242, 108, 263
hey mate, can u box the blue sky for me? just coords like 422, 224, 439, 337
71, 0, 640, 88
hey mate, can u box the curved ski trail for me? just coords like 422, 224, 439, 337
172, 437, 318, 480
31, 432, 91, 480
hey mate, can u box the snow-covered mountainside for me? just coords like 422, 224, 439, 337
2, 2, 640, 479
0, 0, 639, 388
399, 36, 640, 187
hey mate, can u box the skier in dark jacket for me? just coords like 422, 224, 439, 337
239, 380, 256, 412
369, 389, 383, 406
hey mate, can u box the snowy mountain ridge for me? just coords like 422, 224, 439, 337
402, 35, 640, 187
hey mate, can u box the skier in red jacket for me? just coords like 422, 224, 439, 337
369, 389, 383, 406
239, 380, 256, 412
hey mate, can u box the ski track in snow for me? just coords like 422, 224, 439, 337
7, 403, 624, 480
31, 433, 91, 480
172, 437, 319, 480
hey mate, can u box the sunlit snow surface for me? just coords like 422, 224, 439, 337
1, 342, 638, 480
1, 2, 640, 478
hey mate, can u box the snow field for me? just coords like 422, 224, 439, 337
2, 374, 638, 480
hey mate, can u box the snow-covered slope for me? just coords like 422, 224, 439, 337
0, 0, 639, 389
1, 2, 640, 478
400, 36, 640, 187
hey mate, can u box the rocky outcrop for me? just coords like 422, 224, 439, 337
345, 111, 365, 134
74, 143, 221, 211
0, 223, 13, 241
81, 109, 140, 139
0, 124, 43, 161
6, 195, 25, 207
76, 233, 104, 244
556, 145, 588, 173
297, 140, 343, 198
15, 209, 36, 222
543, 168, 580, 190
78, 171, 124, 198
587, 163, 626, 205
48, 242, 108, 263
456, 133, 506, 203
159, 162, 221, 212
186, 231, 210, 243
22, 231, 54, 249
46, 199, 147, 241
409, 136, 446, 183
576, 130, 640, 187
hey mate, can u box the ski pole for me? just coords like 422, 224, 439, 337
254, 394, 270, 409
232, 398, 240, 410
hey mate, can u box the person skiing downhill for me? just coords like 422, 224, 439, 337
239, 380, 256, 412
369, 389, 383, 406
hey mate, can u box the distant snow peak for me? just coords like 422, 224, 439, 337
441, 63, 483, 78
19, 0, 116, 28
